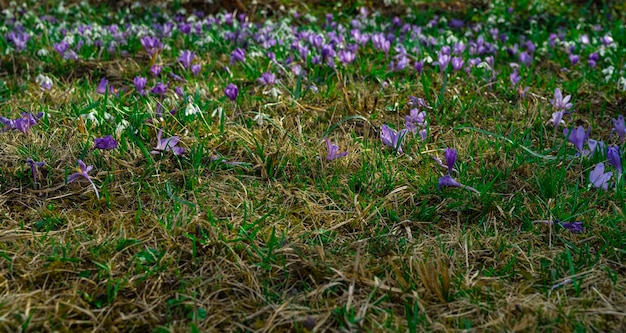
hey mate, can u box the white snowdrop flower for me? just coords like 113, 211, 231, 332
602, 66, 614, 77
618, 77, 626, 92
264, 87, 282, 99
81, 111, 100, 126
249, 51, 264, 58
2, 9, 13, 20
115, 120, 129, 136
304, 13, 317, 23
253, 112, 269, 126
211, 107, 224, 118
37, 48, 49, 57
63, 34, 75, 45
58, 2, 67, 14
446, 35, 458, 44
184, 102, 200, 116
477, 62, 491, 70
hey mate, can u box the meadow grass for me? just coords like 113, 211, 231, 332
0, 0, 625, 331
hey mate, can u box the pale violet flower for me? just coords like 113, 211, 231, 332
380, 125, 408, 154
589, 163, 612, 190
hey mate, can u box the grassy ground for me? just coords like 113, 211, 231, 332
1, 0, 626, 332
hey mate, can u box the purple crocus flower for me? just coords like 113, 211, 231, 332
6, 30, 29, 51
600, 35, 614, 46
338, 50, 356, 64
611, 115, 625, 143
438, 174, 461, 189
150, 65, 162, 77
389, 56, 409, 71
549, 111, 565, 129
414, 60, 424, 74
2, 116, 17, 132
419, 129, 427, 140
26, 158, 45, 186
134, 76, 147, 95
191, 64, 202, 76
405, 109, 426, 134
569, 54, 580, 65
551, 88, 572, 111
589, 162, 612, 190
96, 77, 108, 95
325, 138, 348, 161
586, 139, 604, 155
444, 148, 457, 174
451, 57, 464, 72
449, 19, 464, 29
53, 40, 69, 56
230, 48, 246, 64
94, 135, 118, 150
519, 52, 533, 66
409, 96, 432, 109
548, 33, 558, 48
510, 69, 521, 86
178, 50, 194, 69
9, 112, 43, 134
150, 82, 169, 96
151, 129, 184, 155
380, 125, 408, 153
588, 52, 599, 68
175, 86, 184, 97
539, 219, 585, 233
607, 146, 622, 182
140, 36, 162, 56
558, 221, 585, 233
224, 83, 238, 102
437, 52, 451, 72
291, 64, 304, 76
563, 126, 588, 153
257, 72, 276, 86
371, 33, 390, 53
68, 159, 99, 199
437, 168, 479, 193
321, 44, 336, 61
